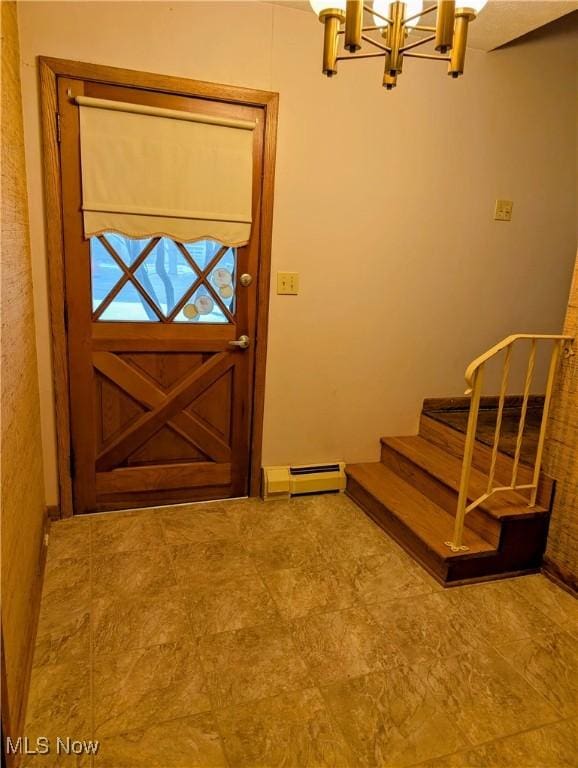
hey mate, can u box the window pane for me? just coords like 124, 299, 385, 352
209, 248, 236, 315
99, 282, 159, 322
181, 240, 224, 271
174, 285, 227, 324
104, 233, 152, 265
134, 240, 198, 316
91, 235, 235, 324
90, 238, 124, 312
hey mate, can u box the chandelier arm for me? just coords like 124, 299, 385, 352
361, 34, 390, 52
403, 3, 438, 25
404, 51, 450, 60
400, 34, 436, 52
336, 51, 387, 60
412, 25, 436, 32
365, 5, 392, 24
362, 25, 388, 32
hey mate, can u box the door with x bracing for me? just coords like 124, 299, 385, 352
58, 77, 265, 513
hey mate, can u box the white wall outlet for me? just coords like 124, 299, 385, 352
277, 272, 299, 295
494, 199, 513, 222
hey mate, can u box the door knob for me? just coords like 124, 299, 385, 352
228, 335, 250, 349
240, 273, 253, 287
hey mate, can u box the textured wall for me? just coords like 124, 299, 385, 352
17, 3, 578, 506
544, 253, 578, 590
1, 0, 46, 739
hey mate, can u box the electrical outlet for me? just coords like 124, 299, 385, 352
277, 272, 299, 295
494, 199, 513, 222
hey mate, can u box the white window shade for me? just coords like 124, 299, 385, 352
76, 97, 256, 246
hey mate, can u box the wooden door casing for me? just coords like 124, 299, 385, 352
51, 70, 274, 514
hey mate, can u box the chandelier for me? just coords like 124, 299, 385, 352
309, 0, 487, 89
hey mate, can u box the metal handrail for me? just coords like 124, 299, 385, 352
446, 334, 574, 552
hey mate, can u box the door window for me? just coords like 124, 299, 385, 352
90, 234, 236, 323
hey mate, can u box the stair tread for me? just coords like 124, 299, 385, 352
420, 413, 533, 482
381, 435, 547, 519
346, 462, 495, 559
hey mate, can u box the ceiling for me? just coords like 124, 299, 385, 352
270, 1, 578, 51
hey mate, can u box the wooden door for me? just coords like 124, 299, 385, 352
57, 77, 267, 514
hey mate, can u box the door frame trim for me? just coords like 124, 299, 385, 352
39, 57, 278, 517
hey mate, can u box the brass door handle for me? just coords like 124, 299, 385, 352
228, 335, 250, 349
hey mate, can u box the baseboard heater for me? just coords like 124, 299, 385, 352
262, 462, 346, 500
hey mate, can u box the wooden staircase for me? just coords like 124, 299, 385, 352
346, 406, 554, 586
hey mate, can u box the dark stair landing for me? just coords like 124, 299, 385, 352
422, 395, 544, 468
346, 397, 552, 587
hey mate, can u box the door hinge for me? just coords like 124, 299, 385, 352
56, 113, 62, 143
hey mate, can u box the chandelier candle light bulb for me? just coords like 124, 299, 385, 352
309, 0, 487, 88
435, 0, 455, 53
345, 0, 363, 51
311, 0, 347, 75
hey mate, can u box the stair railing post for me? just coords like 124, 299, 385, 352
448, 364, 484, 552
529, 339, 562, 507
487, 346, 512, 494
511, 339, 537, 489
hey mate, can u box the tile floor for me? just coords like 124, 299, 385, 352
23, 494, 577, 767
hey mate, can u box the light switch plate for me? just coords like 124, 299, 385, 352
277, 272, 299, 295
494, 199, 513, 222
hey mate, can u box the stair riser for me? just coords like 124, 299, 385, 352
345, 476, 449, 584
446, 516, 549, 581
419, 415, 554, 510
380, 441, 501, 547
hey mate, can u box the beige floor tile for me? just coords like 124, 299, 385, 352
302, 493, 367, 529
367, 591, 485, 665
320, 517, 395, 561
350, 550, 437, 604
34, 611, 90, 671
24, 661, 91, 751
26, 499, 576, 768
93, 712, 227, 767
448, 578, 559, 645
161, 505, 238, 546
94, 642, 210, 737
216, 687, 355, 767
495, 631, 578, 718
510, 574, 578, 634
264, 562, 358, 621
91, 513, 165, 555
323, 665, 469, 768
33, 558, 90, 668
170, 539, 257, 586
93, 587, 191, 655
418, 716, 577, 767
227, 497, 311, 539
47, 519, 90, 562
305, 494, 383, 537
184, 573, 279, 636
425, 647, 559, 745
198, 623, 313, 708
245, 526, 331, 573
92, 548, 177, 600
290, 606, 404, 685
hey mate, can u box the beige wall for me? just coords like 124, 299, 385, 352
1, 0, 46, 738
17, 2, 578, 506
543, 253, 578, 588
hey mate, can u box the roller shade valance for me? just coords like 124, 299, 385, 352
76, 96, 256, 245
